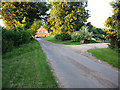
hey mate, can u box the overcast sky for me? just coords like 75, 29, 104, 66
0, 0, 114, 28
87, 0, 114, 28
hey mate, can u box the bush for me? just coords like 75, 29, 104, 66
2, 39, 14, 54
2, 27, 33, 53
55, 33, 71, 41
71, 26, 92, 42
86, 22, 107, 41
108, 35, 120, 49
71, 31, 81, 42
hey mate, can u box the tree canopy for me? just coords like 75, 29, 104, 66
45, 1, 89, 35
1, 2, 49, 30
104, 1, 120, 48
104, 1, 120, 36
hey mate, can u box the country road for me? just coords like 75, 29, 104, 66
37, 38, 118, 88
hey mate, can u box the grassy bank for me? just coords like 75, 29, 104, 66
88, 48, 119, 69
42, 36, 98, 45
2, 40, 58, 88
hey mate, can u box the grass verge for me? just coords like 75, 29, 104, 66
2, 40, 58, 88
87, 48, 119, 69
42, 36, 98, 45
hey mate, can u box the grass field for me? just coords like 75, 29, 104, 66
42, 36, 98, 45
88, 48, 119, 69
2, 40, 58, 88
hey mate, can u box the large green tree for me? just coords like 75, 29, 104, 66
104, 1, 120, 48
1, 2, 49, 30
45, 1, 89, 35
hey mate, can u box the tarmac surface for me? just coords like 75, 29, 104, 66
37, 38, 118, 88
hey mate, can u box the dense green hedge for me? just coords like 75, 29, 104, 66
1, 26, 33, 53
55, 33, 71, 41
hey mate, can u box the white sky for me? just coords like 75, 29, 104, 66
87, 0, 114, 28
0, 0, 114, 28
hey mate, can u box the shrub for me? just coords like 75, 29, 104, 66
55, 33, 71, 41
108, 35, 120, 49
0, 27, 2, 54
71, 31, 81, 42
2, 27, 14, 53
2, 27, 33, 53
86, 22, 107, 41
2, 39, 14, 53
71, 26, 92, 42
13, 30, 32, 45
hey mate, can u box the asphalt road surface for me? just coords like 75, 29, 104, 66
37, 39, 118, 88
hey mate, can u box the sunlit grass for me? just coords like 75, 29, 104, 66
42, 36, 99, 45
42, 36, 81, 45
88, 48, 119, 69
2, 40, 58, 88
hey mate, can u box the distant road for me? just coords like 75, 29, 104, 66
37, 39, 118, 88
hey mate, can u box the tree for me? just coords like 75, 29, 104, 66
1, 2, 49, 30
104, 1, 120, 48
29, 19, 42, 36
46, 1, 89, 36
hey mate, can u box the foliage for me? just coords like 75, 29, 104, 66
15, 17, 27, 30
0, 26, 2, 52
29, 19, 42, 36
55, 33, 71, 41
86, 22, 107, 41
49, 32, 53, 36
1, 2, 49, 30
104, 1, 120, 48
46, 1, 89, 35
2, 40, 58, 88
44, 21, 53, 34
71, 31, 81, 42
2, 27, 32, 53
71, 26, 92, 42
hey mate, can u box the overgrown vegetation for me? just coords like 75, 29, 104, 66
55, 33, 71, 41
104, 1, 120, 49
88, 48, 119, 69
86, 22, 107, 42
2, 40, 58, 88
1, 26, 33, 53
1, 1, 58, 88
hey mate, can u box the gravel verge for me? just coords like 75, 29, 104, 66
62, 43, 118, 71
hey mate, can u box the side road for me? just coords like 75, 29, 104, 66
37, 39, 118, 88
